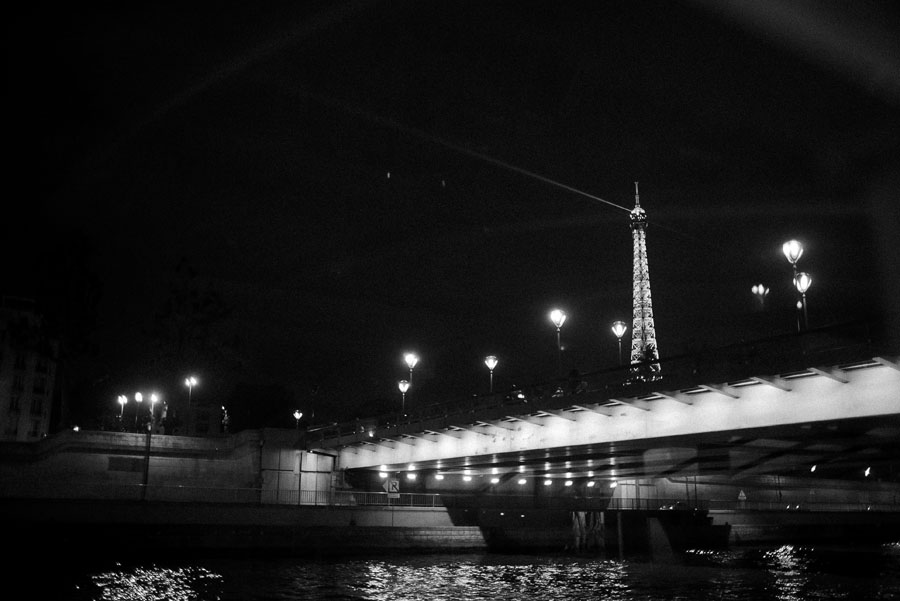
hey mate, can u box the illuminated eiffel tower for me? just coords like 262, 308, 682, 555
629, 182, 661, 378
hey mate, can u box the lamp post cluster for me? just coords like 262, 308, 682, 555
751, 284, 769, 309
116, 241, 819, 430
397, 351, 504, 413
112, 390, 163, 500
750, 240, 814, 331
397, 352, 419, 414
115, 374, 200, 434
116, 391, 160, 432
781, 239, 812, 331
549, 308, 630, 372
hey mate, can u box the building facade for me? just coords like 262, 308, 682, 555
0, 297, 59, 441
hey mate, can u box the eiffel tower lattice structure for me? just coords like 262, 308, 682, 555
629, 182, 661, 380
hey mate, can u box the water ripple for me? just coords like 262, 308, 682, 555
66, 546, 900, 601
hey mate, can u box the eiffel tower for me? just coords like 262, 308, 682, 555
629, 182, 661, 378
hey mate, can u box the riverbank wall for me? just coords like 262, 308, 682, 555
7, 496, 900, 562
4, 428, 900, 559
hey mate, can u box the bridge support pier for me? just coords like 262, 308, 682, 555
594, 509, 729, 560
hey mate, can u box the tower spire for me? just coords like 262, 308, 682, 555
629, 182, 660, 378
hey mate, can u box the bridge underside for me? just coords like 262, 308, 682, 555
347, 414, 900, 485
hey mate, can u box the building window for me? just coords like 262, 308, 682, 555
30, 397, 43, 416
29, 419, 40, 438
12, 374, 24, 392
8, 395, 20, 412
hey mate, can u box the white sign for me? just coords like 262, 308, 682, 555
383, 478, 400, 498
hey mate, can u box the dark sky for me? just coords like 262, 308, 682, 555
6, 1, 900, 426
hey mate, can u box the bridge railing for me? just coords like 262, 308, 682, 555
310, 319, 893, 446
707, 499, 900, 513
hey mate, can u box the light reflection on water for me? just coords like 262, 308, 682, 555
72, 544, 900, 601
89, 565, 222, 601
355, 559, 631, 601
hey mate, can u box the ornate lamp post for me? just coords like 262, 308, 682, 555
611, 321, 628, 366
783, 240, 805, 331
782, 240, 804, 271
403, 352, 419, 382
794, 272, 812, 330
293, 409, 303, 429
140, 392, 159, 500
398, 380, 410, 413
549, 309, 567, 376
484, 355, 498, 393
118, 395, 127, 418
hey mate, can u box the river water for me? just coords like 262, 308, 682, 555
53, 544, 900, 600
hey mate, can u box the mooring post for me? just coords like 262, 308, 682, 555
617, 511, 624, 560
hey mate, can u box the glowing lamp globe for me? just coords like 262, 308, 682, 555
782, 240, 804, 265
549, 309, 567, 329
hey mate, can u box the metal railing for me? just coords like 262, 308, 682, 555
707, 499, 900, 513
309, 319, 895, 447
3, 481, 898, 513
608, 498, 709, 511
259, 489, 445, 507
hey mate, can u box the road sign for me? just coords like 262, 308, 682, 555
383, 478, 400, 498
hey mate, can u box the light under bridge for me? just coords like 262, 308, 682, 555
313, 327, 900, 491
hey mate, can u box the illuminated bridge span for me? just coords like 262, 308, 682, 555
316, 335, 899, 488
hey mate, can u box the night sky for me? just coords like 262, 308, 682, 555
6, 1, 899, 428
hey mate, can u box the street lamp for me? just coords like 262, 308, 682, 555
549, 308, 567, 375
794, 272, 812, 330
611, 321, 628, 366
185, 376, 198, 408
484, 355, 498, 393
751, 284, 769, 309
403, 352, 419, 382
293, 409, 303, 429
134, 392, 143, 431
783, 239, 806, 331
398, 380, 410, 413
118, 395, 127, 418
148, 393, 159, 431
140, 392, 159, 500
782, 240, 804, 268
184, 376, 198, 435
